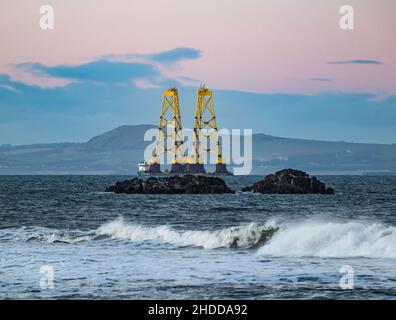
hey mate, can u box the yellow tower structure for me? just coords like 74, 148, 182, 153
186, 86, 230, 174
149, 87, 186, 173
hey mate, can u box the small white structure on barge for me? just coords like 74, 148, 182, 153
137, 161, 150, 175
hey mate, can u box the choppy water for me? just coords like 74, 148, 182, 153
0, 175, 396, 299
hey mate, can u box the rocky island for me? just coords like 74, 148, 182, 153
242, 169, 334, 194
106, 175, 235, 194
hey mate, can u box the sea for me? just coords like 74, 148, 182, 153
0, 175, 395, 299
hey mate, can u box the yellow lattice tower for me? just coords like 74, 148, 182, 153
186, 86, 229, 174
149, 87, 185, 173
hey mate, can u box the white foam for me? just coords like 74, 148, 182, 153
5, 217, 396, 259
258, 220, 396, 259
96, 218, 270, 249
46, 232, 93, 244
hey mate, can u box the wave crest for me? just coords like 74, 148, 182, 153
258, 220, 396, 259
4, 217, 396, 259
96, 218, 276, 249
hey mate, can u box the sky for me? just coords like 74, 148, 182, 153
0, 0, 395, 144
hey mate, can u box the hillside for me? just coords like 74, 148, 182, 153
84, 124, 155, 151
0, 125, 395, 175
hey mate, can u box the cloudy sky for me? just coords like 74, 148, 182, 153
0, 0, 395, 144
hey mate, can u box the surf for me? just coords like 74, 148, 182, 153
3, 217, 396, 259
96, 218, 276, 249
257, 219, 396, 259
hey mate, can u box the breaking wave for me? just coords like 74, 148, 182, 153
96, 218, 276, 249
3, 218, 396, 258
25, 230, 99, 244
1, 219, 276, 249
257, 220, 396, 259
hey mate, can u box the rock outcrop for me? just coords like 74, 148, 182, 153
241, 169, 334, 194
106, 175, 235, 194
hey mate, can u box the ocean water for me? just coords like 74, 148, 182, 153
0, 175, 396, 299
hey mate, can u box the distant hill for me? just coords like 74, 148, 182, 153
252, 134, 396, 174
0, 125, 395, 175
84, 124, 155, 151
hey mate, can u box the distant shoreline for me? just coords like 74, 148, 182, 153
1, 125, 395, 175
0, 171, 395, 176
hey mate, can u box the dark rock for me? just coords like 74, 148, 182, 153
105, 175, 235, 194
241, 169, 334, 194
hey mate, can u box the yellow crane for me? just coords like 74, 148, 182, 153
185, 85, 228, 174
148, 86, 230, 175
149, 87, 185, 173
